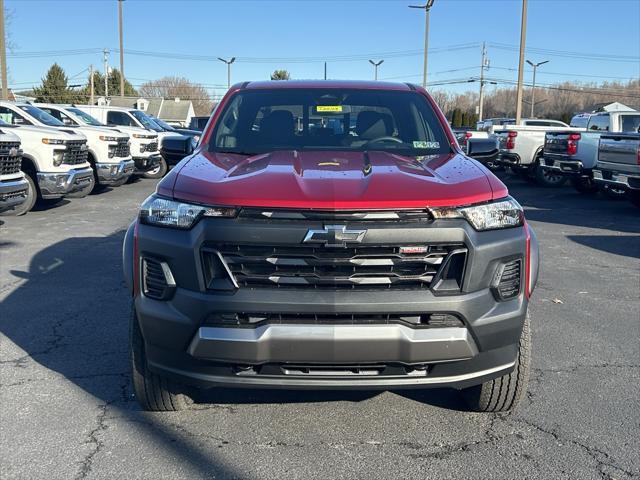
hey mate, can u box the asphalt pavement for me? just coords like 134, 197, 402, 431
1, 173, 639, 480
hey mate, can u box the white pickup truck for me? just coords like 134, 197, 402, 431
0, 111, 92, 213
77, 105, 183, 179
33, 103, 134, 188
493, 119, 574, 186
542, 111, 640, 194
0, 127, 29, 215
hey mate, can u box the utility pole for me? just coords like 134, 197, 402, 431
324, 62, 327, 80
515, 0, 528, 125
103, 48, 109, 99
89, 64, 94, 105
526, 59, 549, 117
0, 0, 8, 100
369, 60, 384, 81
118, 0, 125, 97
217, 57, 236, 90
409, 0, 435, 89
478, 42, 489, 122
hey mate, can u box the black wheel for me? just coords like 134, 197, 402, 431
65, 175, 95, 199
570, 176, 599, 194
462, 313, 531, 412
603, 185, 627, 200
142, 158, 168, 179
130, 306, 192, 411
627, 190, 640, 208
0, 173, 36, 216
534, 161, 567, 187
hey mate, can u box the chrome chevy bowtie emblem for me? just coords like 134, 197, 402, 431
8, 147, 19, 157
303, 225, 366, 247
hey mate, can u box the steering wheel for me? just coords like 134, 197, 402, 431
363, 136, 403, 147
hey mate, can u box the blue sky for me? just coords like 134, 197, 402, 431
6, 0, 640, 98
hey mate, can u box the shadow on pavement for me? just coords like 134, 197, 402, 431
566, 234, 640, 259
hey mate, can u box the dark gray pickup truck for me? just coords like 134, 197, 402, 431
593, 133, 640, 208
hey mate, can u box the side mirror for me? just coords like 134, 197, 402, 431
467, 138, 499, 162
161, 136, 194, 158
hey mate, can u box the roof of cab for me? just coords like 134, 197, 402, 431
241, 80, 416, 91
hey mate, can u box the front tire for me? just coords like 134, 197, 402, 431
65, 175, 95, 199
462, 313, 531, 412
570, 176, 599, 194
0, 173, 37, 216
142, 158, 168, 179
130, 306, 192, 411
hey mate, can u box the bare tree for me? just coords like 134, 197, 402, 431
139, 76, 213, 116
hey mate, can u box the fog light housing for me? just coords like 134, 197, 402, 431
491, 259, 522, 301
53, 151, 64, 167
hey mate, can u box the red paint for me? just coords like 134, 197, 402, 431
567, 133, 581, 156
164, 81, 509, 210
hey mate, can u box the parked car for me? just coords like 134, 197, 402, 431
542, 111, 640, 194
0, 127, 30, 215
150, 116, 201, 142
22, 103, 134, 189
569, 113, 593, 128
124, 80, 539, 413
150, 116, 202, 166
0, 107, 92, 211
76, 105, 176, 179
188, 116, 209, 132
493, 119, 573, 186
593, 132, 640, 207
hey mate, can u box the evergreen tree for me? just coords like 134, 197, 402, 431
452, 108, 463, 128
82, 68, 137, 100
32, 64, 80, 103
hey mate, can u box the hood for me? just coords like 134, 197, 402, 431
4, 124, 86, 140
73, 125, 129, 138
165, 150, 506, 209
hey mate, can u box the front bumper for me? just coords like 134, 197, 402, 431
132, 154, 161, 174
95, 159, 135, 185
125, 217, 539, 390
0, 177, 29, 212
593, 168, 640, 191
37, 167, 93, 199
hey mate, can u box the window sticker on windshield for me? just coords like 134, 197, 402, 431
316, 105, 343, 113
413, 141, 439, 149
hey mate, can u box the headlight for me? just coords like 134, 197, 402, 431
139, 195, 237, 229
431, 198, 524, 231
53, 151, 64, 166
99, 135, 118, 142
133, 133, 155, 139
42, 138, 65, 145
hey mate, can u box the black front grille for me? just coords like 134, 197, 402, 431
62, 141, 89, 165
144, 142, 158, 153
0, 142, 22, 175
205, 312, 465, 328
208, 243, 467, 290
115, 138, 130, 157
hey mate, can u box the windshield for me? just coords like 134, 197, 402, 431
210, 89, 451, 156
19, 105, 64, 127
131, 110, 163, 132
67, 108, 105, 127
151, 117, 176, 131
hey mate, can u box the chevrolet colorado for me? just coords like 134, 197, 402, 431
123, 81, 539, 412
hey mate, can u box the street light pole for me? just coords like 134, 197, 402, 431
515, 0, 528, 125
409, 0, 435, 89
526, 59, 548, 118
218, 57, 236, 90
103, 48, 109, 99
368, 60, 384, 81
118, 0, 125, 97
0, 0, 8, 100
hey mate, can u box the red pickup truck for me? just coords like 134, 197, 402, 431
123, 80, 539, 412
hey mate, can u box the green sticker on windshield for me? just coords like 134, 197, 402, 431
413, 141, 439, 149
